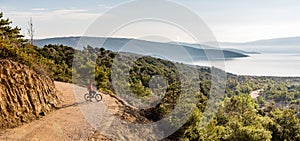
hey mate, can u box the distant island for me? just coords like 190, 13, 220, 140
34, 36, 249, 61
210, 36, 300, 53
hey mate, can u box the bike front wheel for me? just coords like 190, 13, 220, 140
95, 94, 102, 102
84, 93, 91, 101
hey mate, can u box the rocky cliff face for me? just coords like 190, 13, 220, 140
0, 60, 60, 128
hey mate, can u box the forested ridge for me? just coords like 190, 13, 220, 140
1, 12, 300, 140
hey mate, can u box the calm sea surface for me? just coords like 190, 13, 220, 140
194, 54, 300, 77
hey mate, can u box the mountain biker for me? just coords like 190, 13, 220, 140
87, 82, 97, 96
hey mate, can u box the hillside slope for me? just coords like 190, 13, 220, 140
0, 60, 60, 128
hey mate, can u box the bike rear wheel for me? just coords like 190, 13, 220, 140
84, 93, 91, 101
95, 94, 102, 102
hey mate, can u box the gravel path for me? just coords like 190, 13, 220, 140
0, 81, 157, 141
0, 81, 112, 140
250, 89, 262, 99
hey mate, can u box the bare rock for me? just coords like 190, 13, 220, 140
0, 60, 60, 128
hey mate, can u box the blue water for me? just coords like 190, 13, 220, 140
194, 54, 300, 77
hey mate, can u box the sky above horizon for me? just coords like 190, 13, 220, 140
1, 0, 300, 43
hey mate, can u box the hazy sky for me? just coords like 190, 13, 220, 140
1, 0, 300, 42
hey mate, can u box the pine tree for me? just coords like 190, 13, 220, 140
0, 12, 25, 45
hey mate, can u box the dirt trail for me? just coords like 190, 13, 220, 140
250, 89, 262, 99
0, 81, 154, 141
0, 81, 117, 140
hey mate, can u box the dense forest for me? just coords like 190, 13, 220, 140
1, 12, 300, 140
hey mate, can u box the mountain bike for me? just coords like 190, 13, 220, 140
84, 92, 102, 102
